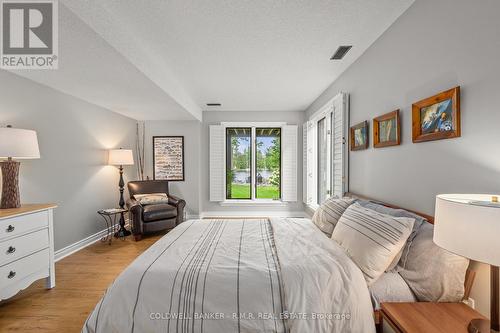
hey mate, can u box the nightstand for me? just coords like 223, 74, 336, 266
380, 302, 487, 333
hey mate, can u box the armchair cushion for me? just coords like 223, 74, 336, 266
143, 204, 177, 222
134, 193, 169, 205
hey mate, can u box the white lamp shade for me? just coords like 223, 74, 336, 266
434, 194, 500, 266
0, 127, 40, 159
108, 149, 134, 166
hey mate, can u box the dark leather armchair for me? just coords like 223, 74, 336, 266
126, 180, 186, 241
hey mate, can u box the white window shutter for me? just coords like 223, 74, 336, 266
332, 93, 349, 197
282, 125, 298, 202
209, 125, 224, 201
302, 122, 308, 204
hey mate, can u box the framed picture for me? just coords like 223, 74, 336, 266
412, 86, 461, 143
373, 109, 401, 148
153, 136, 184, 181
350, 121, 369, 151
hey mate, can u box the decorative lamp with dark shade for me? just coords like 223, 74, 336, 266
0, 126, 40, 209
434, 194, 500, 333
108, 148, 134, 237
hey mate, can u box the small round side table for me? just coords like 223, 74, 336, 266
97, 208, 128, 244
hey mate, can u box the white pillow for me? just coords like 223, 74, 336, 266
331, 203, 415, 285
311, 197, 355, 237
134, 193, 169, 205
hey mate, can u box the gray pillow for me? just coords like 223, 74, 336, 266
398, 223, 469, 302
311, 197, 355, 237
357, 200, 426, 270
369, 271, 417, 310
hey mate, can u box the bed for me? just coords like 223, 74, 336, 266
83, 218, 375, 333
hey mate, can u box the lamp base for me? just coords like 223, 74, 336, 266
0, 160, 20, 209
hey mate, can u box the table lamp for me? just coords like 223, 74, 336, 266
108, 148, 134, 237
434, 194, 500, 333
0, 126, 40, 209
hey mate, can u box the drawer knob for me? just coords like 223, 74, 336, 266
7, 246, 16, 254
7, 271, 16, 279
6, 225, 14, 233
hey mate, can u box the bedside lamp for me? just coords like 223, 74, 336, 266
0, 126, 40, 209
108, 149, 134, 237
434, 194, 500, 333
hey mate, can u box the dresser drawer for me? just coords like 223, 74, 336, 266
0, 211, 48, 241
0, 248, 49, 291
0, 229, 49, 266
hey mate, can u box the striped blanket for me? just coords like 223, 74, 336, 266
83, 218, 374, 333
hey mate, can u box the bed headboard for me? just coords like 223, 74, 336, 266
345, 192, 434, 224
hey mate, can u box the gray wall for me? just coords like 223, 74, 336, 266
307, 0, 500, 215
0, 70, 137, 251
305, 0, 500, 318
201, 111, 305, 214
144, 120, 202, 216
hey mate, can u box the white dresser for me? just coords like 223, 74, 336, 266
0, 204, 56, 300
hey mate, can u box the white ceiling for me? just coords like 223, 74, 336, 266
9, 4, 198, 121
10, 0, 414, 120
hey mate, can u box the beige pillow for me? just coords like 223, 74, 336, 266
311, 197, 355, 237
399, 223, 469, 302
134, 193, 169, 205
331, 203, 415, 285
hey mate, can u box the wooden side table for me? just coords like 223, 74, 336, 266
380, 302, 487, 333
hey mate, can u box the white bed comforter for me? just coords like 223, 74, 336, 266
83, 218, 374, 333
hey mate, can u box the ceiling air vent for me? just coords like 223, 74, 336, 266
330, 45, 352, 60
206, 103, 221, 107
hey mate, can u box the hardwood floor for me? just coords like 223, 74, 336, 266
0, 233, 165, 332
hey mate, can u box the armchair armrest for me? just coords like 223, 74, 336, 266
168, 194, 186, 224
168, 194, 186, 207
126, 198, 144, 235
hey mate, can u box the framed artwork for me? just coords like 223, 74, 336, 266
350, 121, 369, 151
373, 109, 401, 148
153, 136, 185, 181
412, 86, 461, 143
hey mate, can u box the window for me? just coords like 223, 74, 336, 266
226, 128, 252, 199
256, 128, 281, 199
225, 127, 281, 200
210, 123, 297, 203
304, 93, 348, 207
317, 117, 328, 204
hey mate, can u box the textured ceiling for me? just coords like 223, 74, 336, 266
9, 0, 414, 119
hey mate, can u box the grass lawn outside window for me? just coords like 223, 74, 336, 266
230, 183, 280, 199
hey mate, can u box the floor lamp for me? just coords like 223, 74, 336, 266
108, 149, 134, 237
434, 194, 500, 333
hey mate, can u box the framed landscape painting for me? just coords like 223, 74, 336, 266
153, 136, 185, 181
412, 86, 461, 143
373, 110, 400, 148
350, 121, 369, 151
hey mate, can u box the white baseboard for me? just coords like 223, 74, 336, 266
55, 222, 130, 262
199, 211, 307, 218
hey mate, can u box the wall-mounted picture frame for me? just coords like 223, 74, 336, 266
153, 136, 185, 181
412, 86, 461, 143
350, 121, 369, 151
373, 109, 401, 148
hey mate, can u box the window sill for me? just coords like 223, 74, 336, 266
220, 200, 288, 207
